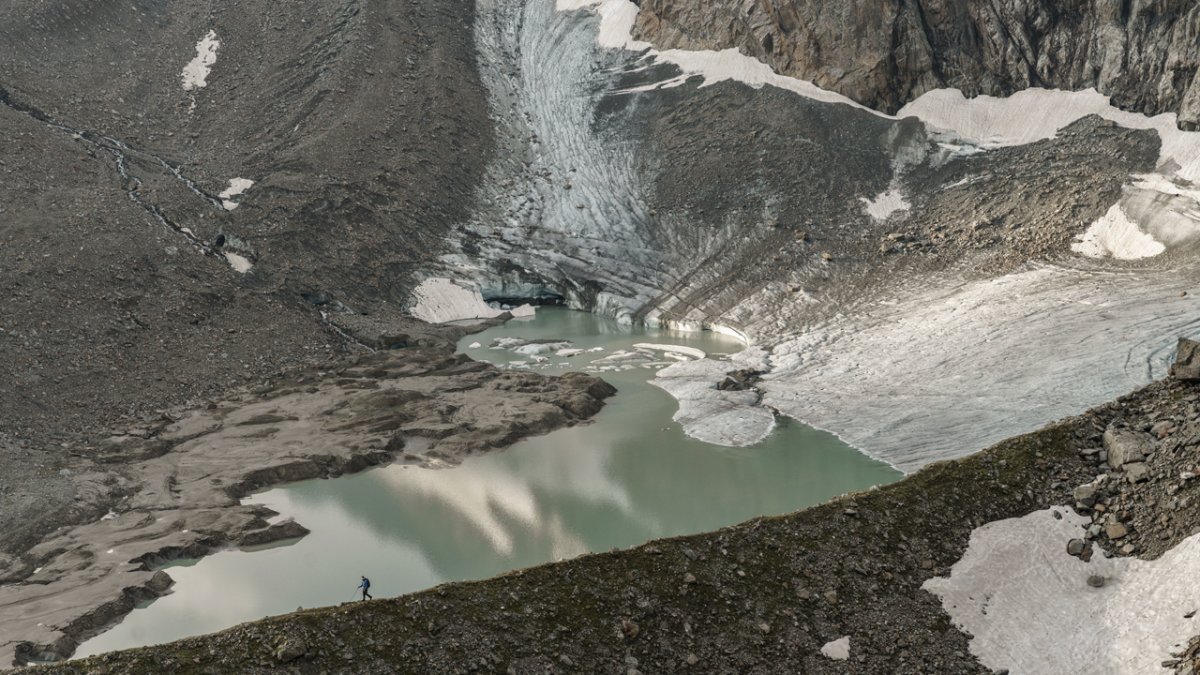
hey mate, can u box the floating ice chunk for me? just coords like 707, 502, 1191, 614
491, 337, 527, 350
224, 252, 253, 273
182, 31, 220, 91
219, 178, 254, 210
513, 341, 574, 356
469, 342, 482, 349
510, 304, 537, 317
556, 348, 584, 357
632, 343, 706, 360
587, 347, 605, 352
650, 351, 776, 446
926, 508, 1200, 675
820, 636, 850, 661
1071, 204, 1165, 260
592, 349, 651, 364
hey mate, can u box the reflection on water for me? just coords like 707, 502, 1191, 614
75, 309, 900, 657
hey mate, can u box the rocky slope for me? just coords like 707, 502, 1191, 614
0, 0, 492, 448
18, 368, 1200, 674
633, 0, 1200, 128
0, 0, 502, 659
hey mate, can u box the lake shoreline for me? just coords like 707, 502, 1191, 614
0, 315, 617, 667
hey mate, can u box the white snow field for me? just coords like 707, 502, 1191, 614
926, 508, 1200, 675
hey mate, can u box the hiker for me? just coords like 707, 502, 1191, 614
358, 575, 372, 601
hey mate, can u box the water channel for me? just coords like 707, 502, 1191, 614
75, 308, 900, 657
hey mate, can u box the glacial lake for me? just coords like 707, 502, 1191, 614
75, 308, 900, 657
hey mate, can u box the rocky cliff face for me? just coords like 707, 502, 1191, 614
633, 0, 1200, 128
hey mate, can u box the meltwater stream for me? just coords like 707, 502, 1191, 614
75, 308, 899, 657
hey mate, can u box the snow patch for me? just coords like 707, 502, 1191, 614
218, 178, 254, 210
224, 252, 253, 274
1072, 203, 1166, 260
899, 88, 1200, 181
925, 508, 1200, 675
182, 31, 220, 91
820, 636, 850, 661
409, 278, 505, 323
861, 187, 909, 221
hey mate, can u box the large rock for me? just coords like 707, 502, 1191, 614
1170, 338, 1200, 381
1103, 428, 1150, 468
634, 0, 1200, 128
275, 639, 307, 664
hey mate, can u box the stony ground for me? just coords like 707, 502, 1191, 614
0, 0, 493, 477
20, 371, 1200, 674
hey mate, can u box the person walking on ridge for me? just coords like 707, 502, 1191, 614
358, 575, 372, 601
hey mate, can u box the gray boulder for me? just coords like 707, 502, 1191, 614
1170, 338, 1200, 380
1103, 428, 1150, 468
1124, 462, 1150, 483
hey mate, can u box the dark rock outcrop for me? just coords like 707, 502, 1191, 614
633, 0, 1200, 128
1171, 338, 1200, 380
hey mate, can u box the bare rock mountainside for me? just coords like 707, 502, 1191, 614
635, 0, 1200, 127
4, 0, 1200, 672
